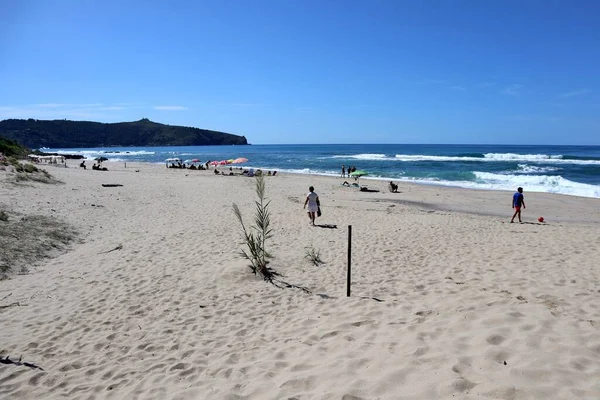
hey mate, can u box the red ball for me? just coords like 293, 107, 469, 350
538, 216, 544, 223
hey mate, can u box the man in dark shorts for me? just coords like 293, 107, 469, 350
510, 187, 526, 223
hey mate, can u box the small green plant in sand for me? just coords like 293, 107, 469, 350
233, 175, 279, 282
304, 246, 324, 266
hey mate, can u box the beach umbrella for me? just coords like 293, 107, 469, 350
350, 170, 368, 182
232, 157, 248, 164
210, 160, 220, 166
190, 159, 200, 163
183, 159, 192, 164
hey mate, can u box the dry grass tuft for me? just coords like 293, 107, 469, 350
0, 211, 78, 279
3, 158, 63, 185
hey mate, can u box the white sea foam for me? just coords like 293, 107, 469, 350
469, 172, 600, 198
516, 164, 560, 174
53, 150, 155, 157
103, 150, 156, 156
391, 154, 600, 165
483, 153, 563, 160
261, 168, 600, 198
332, 153, 388, 160
361, 171, 600, 198
394, 155, 482, 162
330, 152, 600, 165
386, 173, 600, 198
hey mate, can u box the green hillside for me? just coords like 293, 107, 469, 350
0, 118, 248, 148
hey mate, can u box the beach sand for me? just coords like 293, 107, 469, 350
1, 162, 599, 399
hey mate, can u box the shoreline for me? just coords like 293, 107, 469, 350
45, 143, 600, 199
105, 161, 600, 223
72, 157, 600, 200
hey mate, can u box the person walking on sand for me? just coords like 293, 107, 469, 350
510, 187, 526, 223
303, 186, 320, 226
341, 164, 346, 178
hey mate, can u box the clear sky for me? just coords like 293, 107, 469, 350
1, 0, 599, 145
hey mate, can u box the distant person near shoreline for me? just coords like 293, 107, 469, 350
511, 187, 526, 223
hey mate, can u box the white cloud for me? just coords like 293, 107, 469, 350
450, 86, 466, 91
503, 84, 523, 95
558, 88, 591, 99
153, 105, 188, 111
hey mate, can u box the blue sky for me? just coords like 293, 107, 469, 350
1, 1, 599, 145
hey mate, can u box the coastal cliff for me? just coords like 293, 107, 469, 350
0, 118, 248, 148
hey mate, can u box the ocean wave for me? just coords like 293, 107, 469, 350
331, 153, 388, 160
277, 168, 340, 176
327, 152, 600, 165
471, 171, 600, 198
378, 172, 599, 198
516, 164, 560, 174
483, 152, 563, 160
273, 167, 600, 198
101, 150, 156, 156
391, 153, 600, 165
52, 149, 155, 157
394, 155, 483, 162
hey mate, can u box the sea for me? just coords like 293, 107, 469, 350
43, 144, 600, 199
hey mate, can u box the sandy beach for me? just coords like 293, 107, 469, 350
1, 161, 599, 399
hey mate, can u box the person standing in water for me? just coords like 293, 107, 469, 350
510, 187, 526, 223
303, 186, 320, 226
341, 165, 346, 178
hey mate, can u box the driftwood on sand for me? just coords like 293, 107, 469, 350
0, 355, 44, 371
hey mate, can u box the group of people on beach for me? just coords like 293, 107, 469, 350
79, 160, 107, 171
341, 164, 358, 178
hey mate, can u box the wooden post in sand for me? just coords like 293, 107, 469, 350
347, 225, 352, 297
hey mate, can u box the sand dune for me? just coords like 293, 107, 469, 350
1, 162, 599, 399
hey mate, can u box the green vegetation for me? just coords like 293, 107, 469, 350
233, 175, 279, 282
0, 135, 30, 158
304, 246, 324, 266
0, 118, 248, 148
